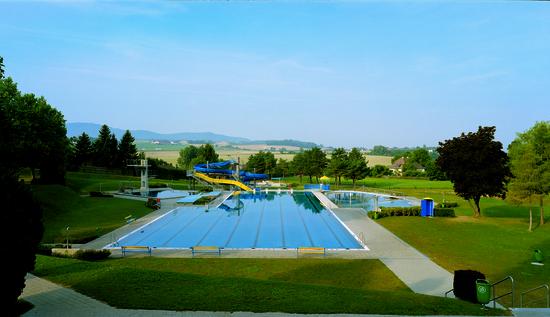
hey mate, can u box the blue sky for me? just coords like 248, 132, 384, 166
1, 1, 549, 147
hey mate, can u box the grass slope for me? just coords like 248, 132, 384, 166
34, 256, 504, 315
33, 184, 151, 243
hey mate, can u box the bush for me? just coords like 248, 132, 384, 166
369, 206, 421, 219
73, 249, 111, 261
437, 202, 459, 208
369, 206, 455, 218
89, 191, 113, 198
149, 183, 168, 188
36, 244, 52, 256
434, 207, 456, 217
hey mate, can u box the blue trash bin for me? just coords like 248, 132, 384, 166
421, 198, 434, 217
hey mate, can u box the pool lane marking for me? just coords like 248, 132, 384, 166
295, 195, 315, 247
279, 197, 286, 249
305, 192, 345, 248
109, 207, 180, 248
195, 212, 226, 246
160, 211, 205, 247
319, 192, 370, 250
252, 197, 267, 248
223, 208, 245, 248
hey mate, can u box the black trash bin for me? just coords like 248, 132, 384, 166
453, 270, 486, 303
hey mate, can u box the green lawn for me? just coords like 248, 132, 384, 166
33, 255, 505, 315
377, 196, 550, 307
33, 184, 151, 243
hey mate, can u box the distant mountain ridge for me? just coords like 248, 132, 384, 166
66, 122, 317, 148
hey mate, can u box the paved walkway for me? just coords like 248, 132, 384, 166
331, 208, 454, 297
23, 274, 514, 317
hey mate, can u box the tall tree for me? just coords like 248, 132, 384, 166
73, 133, 93, 167
108, 133, 119, 167
93, 124, 112, 167
272, 158, 290, 178
508, 121, 550, 226
345, 148, 370, 187
198, 143, 219, 163
304, 147, 328, 182
436, 126, 511, 217
0, 56, 4, 79
177, 145, 200, 169
118, 130, 138, 168
246, 151, 277, 175
291, 152, 307, 183
327, 148, 348, 185
508, 148, 539, 231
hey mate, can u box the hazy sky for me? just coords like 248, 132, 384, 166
1, 1, 549, 147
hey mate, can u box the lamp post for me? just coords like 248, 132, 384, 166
66, 226, 70, 250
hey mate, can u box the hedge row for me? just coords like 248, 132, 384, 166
369, 206, 455, 219
436, 202, 459, 208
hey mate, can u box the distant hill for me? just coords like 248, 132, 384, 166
67, 122, 250, 143
66, 122, 318, 148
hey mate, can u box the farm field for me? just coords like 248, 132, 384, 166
145, 149, 392, 167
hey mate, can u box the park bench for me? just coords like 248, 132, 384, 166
121, 246, 152, 256
297, 247, 326, 256
191, 246, 221, 256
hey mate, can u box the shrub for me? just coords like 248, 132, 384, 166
89, 191, 113, 198
434, 207, 456, 217
73, 249, 111, 261
369, 206, 455, 218
437, 202, 459, 208
36, 244, 52, 256
369, 206, 421, 219
149, 183, 168, 188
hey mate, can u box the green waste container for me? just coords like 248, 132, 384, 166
373, 212, 379, 220
476, 279, 491, 305
534, 249, 544, 263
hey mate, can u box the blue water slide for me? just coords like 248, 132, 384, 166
193, 160, 269, 181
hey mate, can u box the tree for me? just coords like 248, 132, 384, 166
0, 57, 44, 312
371, 164, 391, 177
93, 124, 113, 167
436, 126, 511, 217
1, 177, 44, 314
345, 148, 370, 187
73, 133, 93, 168
246, 151, 277, 175
0, 56, 4, 79
197, 143, 219, 163
177, 145, 200, 169
508, 121, 550, 226
303, 147, 328, 182
272, 158, 290, 178
118, 130, 138, 168
291, 152, 307, 183
327, 148, 348, 185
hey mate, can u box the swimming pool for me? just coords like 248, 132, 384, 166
326, 191, 417, 210
113, 192, 364, 250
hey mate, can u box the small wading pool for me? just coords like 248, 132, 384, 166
112, 192, 364, 250
326, 191, 417, 210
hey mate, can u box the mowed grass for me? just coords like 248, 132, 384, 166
33, 184, 151, 243
373, 188, 550, 307
33, 256, 505, 315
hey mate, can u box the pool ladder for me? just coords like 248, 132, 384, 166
358, 232, 366, 245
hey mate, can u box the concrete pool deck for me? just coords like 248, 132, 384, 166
332, 207, 454, 297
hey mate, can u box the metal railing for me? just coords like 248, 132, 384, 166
520, 284, 549, 308
491, 275, 515, 308
444, 289, 454, 298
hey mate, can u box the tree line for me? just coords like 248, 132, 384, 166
69, 124, 138, 170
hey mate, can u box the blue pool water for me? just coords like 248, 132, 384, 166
326, 191, 416, 210
115, 192, 363, 249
